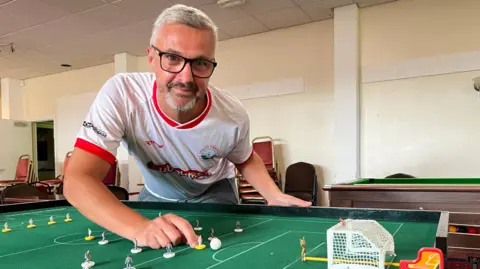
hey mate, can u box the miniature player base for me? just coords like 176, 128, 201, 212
27, 224, 36, 228
163, 252, 175, 259
85, 236, 95, 241
81, 261, 95, 267
48, 221, 56, 225
98, 240, 109, 245
130, 247, 141, 253
2, 228, 11, 233
195, 244, 206, 250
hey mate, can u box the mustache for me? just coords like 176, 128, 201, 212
167, 81, 198, 92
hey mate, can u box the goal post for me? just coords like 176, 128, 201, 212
327, 219, 396, 269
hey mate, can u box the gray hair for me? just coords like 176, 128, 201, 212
150, 4, 218, 45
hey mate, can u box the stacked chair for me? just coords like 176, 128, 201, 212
238, 136, 282, 204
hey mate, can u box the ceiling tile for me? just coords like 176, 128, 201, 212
168, 0, 217, 7
219, 17, 268, 37
294, 0, 355, 8
0, 14, 107, 51
0, 10, 32, 36
74, 4, 144, 33
32, 37, 94, 63
240, 0, 296, 16
0, 56, 25, 73
1, 49, 59, 69
40, 0, 106, 14
0, 0, 70, 26
197, 3, 250, 24
82, 20, 153, 55
255, 6, 311, 30
112, 0, 172, 20
299, 3, 333, 21
217, 29, 231, 41
355, 0, 397, 8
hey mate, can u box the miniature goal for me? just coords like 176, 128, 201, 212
327, 219, 396, 269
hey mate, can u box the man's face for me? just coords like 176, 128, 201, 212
148, 23, 216, 112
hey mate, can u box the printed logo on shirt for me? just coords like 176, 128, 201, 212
82, 121, 107, 138
198, 145, 219, 160
147, 161, 210, 179
146, 140, 164, 148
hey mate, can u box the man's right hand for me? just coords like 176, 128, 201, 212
134, 213, 198, 249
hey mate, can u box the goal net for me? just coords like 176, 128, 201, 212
327, 219, 395, 269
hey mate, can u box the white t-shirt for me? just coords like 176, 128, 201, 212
75, 72, 253, 200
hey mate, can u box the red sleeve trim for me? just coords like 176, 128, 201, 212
74, 138, 116, 165
229, 148, 254, 166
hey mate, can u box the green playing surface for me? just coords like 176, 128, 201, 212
0, 206, 439, 269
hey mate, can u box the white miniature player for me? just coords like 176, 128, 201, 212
81, 250, 95, 268
194, 220, 202, 231
98, 231, 109, 245
163, 243, 175, 259
208, 228, 214, 241
65, 213, 72, 222
2, 222, 11, 232
124, 255, 135, 269
131, 238, 142, 254
234, 221, 243, 232
27, 218, 36, 229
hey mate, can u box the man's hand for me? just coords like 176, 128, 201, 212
133, 213, 199, 249
267, 193, 312, 207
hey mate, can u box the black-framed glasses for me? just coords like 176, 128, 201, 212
151, 45, 217, 78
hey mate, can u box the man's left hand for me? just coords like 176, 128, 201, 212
267, 193, 312, 207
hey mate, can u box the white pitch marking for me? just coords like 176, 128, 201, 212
134, 246, 191, 267
386, 223, 404, 269
205, 231, 291, 269
282, 242, 326, 269
290, 231, 325, 235
212, 242, 263, 262
2, 208, 65, 217
0, 235, 83, 259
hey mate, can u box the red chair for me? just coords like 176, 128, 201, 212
103, 159, 120, 186
237, 136, 281, 204
252, 136, 280, 186
0, 154, 35, 186
35, 151, 72, 193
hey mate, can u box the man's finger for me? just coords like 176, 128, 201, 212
166, 214, 198, 248
289, 196, 312, 207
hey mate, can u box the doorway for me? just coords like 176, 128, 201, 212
33, 120, 56, 181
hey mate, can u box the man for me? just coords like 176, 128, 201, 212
64, 4, 311, 250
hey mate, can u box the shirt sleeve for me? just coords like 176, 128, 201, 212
74, 76, 126, 165
227, 112, 254, 165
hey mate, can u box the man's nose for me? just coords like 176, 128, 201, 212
176, 62, 194, 82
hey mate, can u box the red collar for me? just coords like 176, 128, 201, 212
152, 80, 212, 129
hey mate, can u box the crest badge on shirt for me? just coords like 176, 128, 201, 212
198, 145, 220, 160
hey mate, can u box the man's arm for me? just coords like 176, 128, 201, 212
64, 148, 149, 240
235, 152, 311, 207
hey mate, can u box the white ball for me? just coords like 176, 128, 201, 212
210, 237, 221, 250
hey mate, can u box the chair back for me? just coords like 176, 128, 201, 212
107, 185, 129, 200
284, 162, 317, 204
62, 151, 73, 175
0, 183, 46, 204
103, 160, 120, 186
15, 154, 34, 183
252, 136, 275, 169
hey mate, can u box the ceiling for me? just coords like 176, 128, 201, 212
0, 0, 397, 80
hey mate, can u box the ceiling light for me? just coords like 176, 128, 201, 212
217, 0, 246, 9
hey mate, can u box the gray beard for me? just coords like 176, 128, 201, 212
165, 90, 197, 112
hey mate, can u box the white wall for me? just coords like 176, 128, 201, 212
362, 70, 480, 178
55, 92, 130, 189
0, 119, 33, 181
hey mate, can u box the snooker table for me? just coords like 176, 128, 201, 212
322, 178, 480, 213
0, 200, 449, 269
